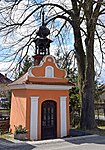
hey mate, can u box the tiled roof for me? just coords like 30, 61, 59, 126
0, 73, 12, 84
9, 72, 74, 86
10, 72, 28, 85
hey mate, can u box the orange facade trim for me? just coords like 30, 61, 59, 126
9, 55, 73, 140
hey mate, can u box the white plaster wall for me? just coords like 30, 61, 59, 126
60, 96, 67, 137
30, 96, 39, 140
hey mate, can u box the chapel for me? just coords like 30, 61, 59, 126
9, 12, 73, 140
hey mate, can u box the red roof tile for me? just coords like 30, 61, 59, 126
0, 73, 12, 84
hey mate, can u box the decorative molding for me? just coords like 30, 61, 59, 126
43, 55, 67, 78
60, 96, 67, 137
28, 66, 36, 77
9, 84, 72, 90
45, 66, 54, 78
28, 55, 67, 78
43, 55, 55, 63
30, 96, 39, 140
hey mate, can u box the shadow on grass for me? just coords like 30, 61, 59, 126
70, 129, 92, 137
65, 128, 105, 145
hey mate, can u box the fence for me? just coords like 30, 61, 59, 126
0, 109, 10, 134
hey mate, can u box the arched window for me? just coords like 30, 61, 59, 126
45, 66, 54, 78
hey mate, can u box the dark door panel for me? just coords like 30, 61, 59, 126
41, 100, 57, 140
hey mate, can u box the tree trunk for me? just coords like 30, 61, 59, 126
80, 22, 96, 129
72, 3, 96, 129
80, 68, 96, 129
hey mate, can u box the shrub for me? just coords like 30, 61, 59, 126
14, 125, 27, 134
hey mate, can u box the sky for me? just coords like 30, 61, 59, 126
0, 0, 105, 83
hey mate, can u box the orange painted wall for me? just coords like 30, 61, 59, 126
10, 89, 27, 133
10, 88, 70, 140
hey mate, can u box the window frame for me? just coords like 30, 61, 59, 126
45, 66, 54, 78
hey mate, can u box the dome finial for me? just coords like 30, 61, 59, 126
36, 9, 50, 37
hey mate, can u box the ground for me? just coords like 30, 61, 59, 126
0, 128, 105, 150
0, 134, 105, 150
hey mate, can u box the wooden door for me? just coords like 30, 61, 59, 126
41, 100, 57, 140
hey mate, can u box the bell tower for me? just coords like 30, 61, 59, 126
33, 11, 52, 65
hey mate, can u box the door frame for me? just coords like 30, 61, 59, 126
41, 100, 57, 140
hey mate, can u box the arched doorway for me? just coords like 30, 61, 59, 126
41, 100, 57, 140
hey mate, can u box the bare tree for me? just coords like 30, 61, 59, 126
0, 0, 105, 129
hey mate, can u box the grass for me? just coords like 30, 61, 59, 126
0, 109, 9, 113
85, 127, 105, 136
71, 116, 105, 136
0, 133, 13, 140
74, 125, 105, 136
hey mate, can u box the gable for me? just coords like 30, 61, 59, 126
9, 55, 74, 87
30, 55, 66, 79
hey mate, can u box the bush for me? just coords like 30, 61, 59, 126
14, 125, 27, 134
